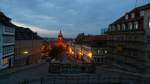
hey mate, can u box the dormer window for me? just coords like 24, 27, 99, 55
125, 14, 128, 20
131, 13, 135, 18
140, 11, 144, 16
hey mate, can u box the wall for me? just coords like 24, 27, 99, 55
15, 40, 43, 66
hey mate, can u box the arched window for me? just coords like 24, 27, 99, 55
131, 13, 135, 18
134, 21, 138, 29
125, 14, 128, 20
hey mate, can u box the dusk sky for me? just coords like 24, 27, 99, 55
0, 0, 149, 38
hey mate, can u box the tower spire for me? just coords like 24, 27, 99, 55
57, 29, 64, 47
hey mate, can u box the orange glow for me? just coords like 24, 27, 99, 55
79, 51, 83, 56
69, 47, 72, 53
57, 30, 64, 47
71, 51, 74, 55
88, 52, 92, 59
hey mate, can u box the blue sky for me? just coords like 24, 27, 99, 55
0, 0, 149, 38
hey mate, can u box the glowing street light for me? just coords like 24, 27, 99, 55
69, 47, 72, 54
23, 51, 29, 54
79, 51, 83, 56
71, 51, 74, 55
88, 52, 92, 59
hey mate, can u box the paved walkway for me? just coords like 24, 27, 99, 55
0, 52, 81, 84
0, 62, 49, 84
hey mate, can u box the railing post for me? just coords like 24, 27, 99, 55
40, 77, 43, 84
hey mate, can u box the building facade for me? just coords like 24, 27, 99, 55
106, 4, 150, 73
0, 12, 15, 69
71, 34, 109, 64
15, 27, 43, 66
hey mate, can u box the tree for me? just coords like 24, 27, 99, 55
49, 45, 64, 60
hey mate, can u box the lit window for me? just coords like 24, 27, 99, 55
104, 50, 108, 54
131, 13, 135, 18
149, 18, 150, 29
3, 58, 9, 65
134, 22, 138, 29
98, 50, 100, 54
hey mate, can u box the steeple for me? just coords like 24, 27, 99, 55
57, 30, 64, 47
58, 30, 63, 37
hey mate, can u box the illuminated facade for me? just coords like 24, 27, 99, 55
74, 34, 109, 64
57, 30, 65, 47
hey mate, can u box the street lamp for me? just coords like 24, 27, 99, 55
23, 51, 29, 54
88, 52, 92, 59
23, 51, 30, 65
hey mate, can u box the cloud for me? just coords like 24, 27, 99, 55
0, 0, 149, 38
12, 21, 58, 37
23, 14, 56, 20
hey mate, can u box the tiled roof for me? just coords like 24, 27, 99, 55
110, 3, 150, 25
0, 11, 42, 40
15, 27, 42, 40
0, 11, 15, 27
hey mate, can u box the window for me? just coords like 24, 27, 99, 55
128, 22, 133, 30
122, 24, 126, 31
112, 25, 115, 31
3, 58, 9, 65
131, 13, 135, 18
140, 11, 144, 16
3, 46, 14, 55
98, 50, 100, 55
97, 58, 100, 63
134, 22, 138, 29
148, 52, 150, 60
125, 15, 128, 20
117, 24, 120, 31
3, 36, 15, 44
4, 26, 15, 33
147, 35, 150, 44
148, 18, 150, 29
109, 26, 112, 32
148, 40, 150, 44
104, 50, 108, 54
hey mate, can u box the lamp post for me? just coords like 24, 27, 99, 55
23, 51, 30, 65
